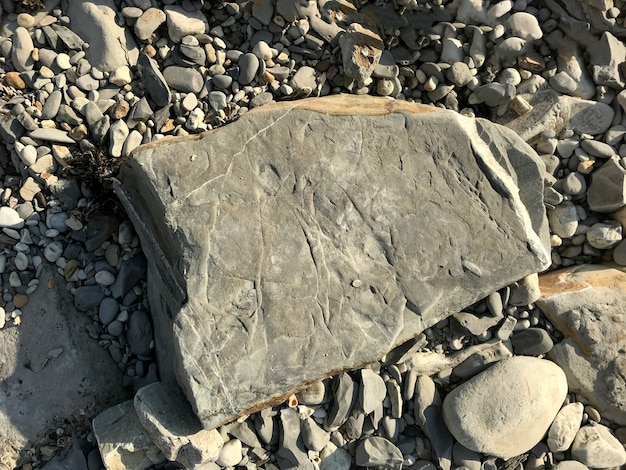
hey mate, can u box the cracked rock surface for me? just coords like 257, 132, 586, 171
116, 94, 551, 430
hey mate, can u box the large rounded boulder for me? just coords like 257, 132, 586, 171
442, 356, 567, 458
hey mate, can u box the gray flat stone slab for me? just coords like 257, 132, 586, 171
116, 95, 551, 429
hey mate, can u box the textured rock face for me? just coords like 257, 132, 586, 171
536, 265, 626, 425
116, 95, 551, 429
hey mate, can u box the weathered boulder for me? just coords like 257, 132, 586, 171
116, 95, 551, 429
498, 87, 614, 143
442, 357, 568, 459
92, 400, 165, 470
537, 265, 626, 425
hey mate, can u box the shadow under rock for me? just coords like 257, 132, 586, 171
0, 263, 130, 469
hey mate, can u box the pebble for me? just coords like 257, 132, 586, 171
162, 66, 203, 93
550, 72, 578, 95
137, 53, 171, 107
581, 139, 616, 158
510, 328, 554, 355
355, 436, 404, 468
164, 5, 208, 43
13, 294, 29, 309
238, 53, 259, 85
326, 373, 356, 429
43, 241, 64, 262
320, 443, 351, 470
585, 222, 622, 249
127, 310, 152, 356
548, 202, 578, 238
414, 375, 453, 470
5, 72, 26, 90
74, 286, 105, 312
301, 417, 330, 452
95, 270, 116, 286
0, 207, 25, 229
562, 172, 587, 196
109, 119, 129, 158
216, 439, 243, 467
29, 128, 75, 143
551, 462, 589, 470
547, 402, 584, 452
571, 425, 626, 468
12, 27, 35, 72
134, 8, 166, 42
296, 381, 326, 406
107, 320, 124, 337
360, 369, 387, 414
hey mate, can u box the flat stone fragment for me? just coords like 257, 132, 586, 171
93, 400, 165, 470
571, 424, 626, 468
499, 88, 614, 143
442, 357, 568, 459
134, 382, 223, 467
116, 95, 551, 430
537, 265, 626, 425
65, 0, 139, 71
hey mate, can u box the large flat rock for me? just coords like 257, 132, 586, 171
115, 95, 551, 429
537, 264, 626, 425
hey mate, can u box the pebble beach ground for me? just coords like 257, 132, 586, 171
0, 0, 625, 468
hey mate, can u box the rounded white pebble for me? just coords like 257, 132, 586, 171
95, 271, 116, 286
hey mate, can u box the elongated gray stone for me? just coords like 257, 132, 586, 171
116, 95, 551, 430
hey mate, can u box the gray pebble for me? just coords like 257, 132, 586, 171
12, 27, 35, 72
373, 50, 399, 79
110, 256, 147, 299
163, 66, 204, 93
137, 53, 171, 107
355, 436, 403, 468
75, 286, 105, 312
249, 92, 273, 108
550, 72, 578, 94
208, 91, 228, 111
99, 297, 120, 325
562, 172, 587, 196
301, 417, 330, 452
107, 319, 124, 336
42, 90, 62, 119
238, 53, 259, 85
506, 12, 542, 41
510, 328, 554, 355
212, 74, 233, 90
548, 201, 578, 238
581, 139, 616, 158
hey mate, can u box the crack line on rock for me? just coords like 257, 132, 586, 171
182, 105, 299, 201
459, 115, 551, 268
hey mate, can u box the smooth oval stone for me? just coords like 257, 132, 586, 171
442, 357, 568, 459
99, 297, 120, 325
510, 328, 554, 355
547, 402, 583, 452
